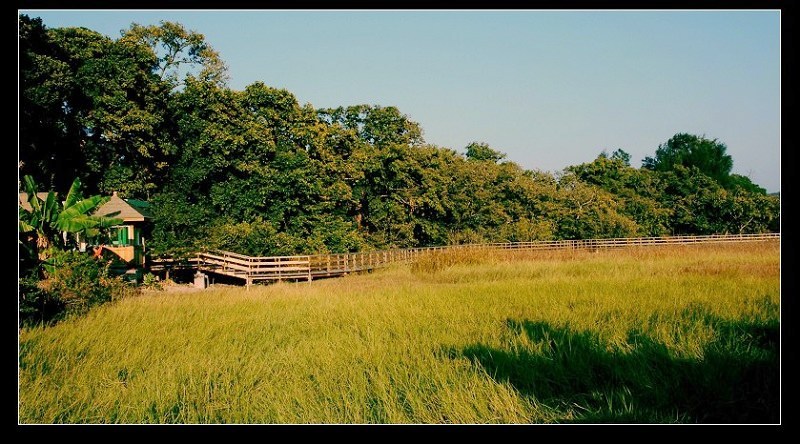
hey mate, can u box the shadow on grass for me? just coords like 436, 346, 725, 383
445, 315, 778, 423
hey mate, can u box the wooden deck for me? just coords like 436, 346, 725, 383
149, 233, 780, 286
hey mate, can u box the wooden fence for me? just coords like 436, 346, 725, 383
149, 233, 779, 286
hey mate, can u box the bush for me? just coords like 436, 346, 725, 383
19, 274, 63, 326
206, 218, 283, 256
141, 272, 162, 290
19, 250, 135, 326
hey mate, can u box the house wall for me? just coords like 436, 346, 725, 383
109, 224, 146, 267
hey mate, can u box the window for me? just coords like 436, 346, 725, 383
114, 226, 129, 246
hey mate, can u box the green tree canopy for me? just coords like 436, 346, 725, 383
465, 142, 506, 163
121, 20, 228, 88
642, 133, 734, 187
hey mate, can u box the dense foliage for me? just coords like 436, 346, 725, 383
19, 15, 780, 258
19, 250, 134, 325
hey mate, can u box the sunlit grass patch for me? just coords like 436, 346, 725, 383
19, 240, 779, 423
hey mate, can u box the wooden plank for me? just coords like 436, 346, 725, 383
250, 266, 311, 273
248, 260, 310, 267
200, 253, 252, 267
203, 258, 250, 271
207, 249, 256, 260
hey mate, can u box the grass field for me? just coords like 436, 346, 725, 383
18, 241, 780, 424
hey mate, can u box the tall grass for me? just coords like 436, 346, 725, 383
18, 241, 779, 423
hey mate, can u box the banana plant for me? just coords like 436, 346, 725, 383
19, 176, 122, 259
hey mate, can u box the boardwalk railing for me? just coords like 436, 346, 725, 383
149, 233, 779, 286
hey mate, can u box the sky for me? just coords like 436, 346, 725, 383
20, 10, 781, 192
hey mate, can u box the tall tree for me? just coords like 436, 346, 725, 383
568, 153, 671, 236
121, 21, 227, 88
19, 15, 181, 198
19, 15, 80, 192
642, 133, 733, 187
465, 142, 506, 163
319, 105, 424, 148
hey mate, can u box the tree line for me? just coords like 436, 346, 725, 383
20, 15, 780, 259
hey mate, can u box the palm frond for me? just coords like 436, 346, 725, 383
55, 196, 106, 230
56, 214, 98, 234
63, 177, 83, 210
42, 191, 57, 225
56, 213, 123, 234
93, 215, 124, 229
20, 205, 35, 229
19, 219, 36, 233
23, 175, 40, 214
83, 228, 101, 239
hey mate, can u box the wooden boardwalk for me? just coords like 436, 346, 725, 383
149, 233, 780, 286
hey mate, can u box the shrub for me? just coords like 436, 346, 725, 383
141, 272, 162, 290
19, 250, 135, 326
19, 274, 62, 326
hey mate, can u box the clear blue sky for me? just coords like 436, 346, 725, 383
21, 10, 781, 192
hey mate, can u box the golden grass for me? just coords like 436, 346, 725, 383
19, 240, 779, 423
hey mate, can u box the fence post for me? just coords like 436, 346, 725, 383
248, 256, 252, 286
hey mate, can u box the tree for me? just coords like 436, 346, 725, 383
552, 175, 640, 239
728, 174, 767, 194
718, 191, 779, 234
150, 79, 368, 256
567, 153, 671, 236
465, 142, 506, 163
610, 149, 631, 166
19, 16, 180, 198
318, 105, 424, 148
121, 21, 227, 88
653, 165, 726, 234
19, 14, 81, 192
642, 133, 733, 187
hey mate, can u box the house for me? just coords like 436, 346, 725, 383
94, 192, 153, 267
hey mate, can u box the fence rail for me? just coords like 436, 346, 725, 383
148, 233, 779, 286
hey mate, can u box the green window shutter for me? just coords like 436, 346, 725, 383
118, 227, 128, 246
